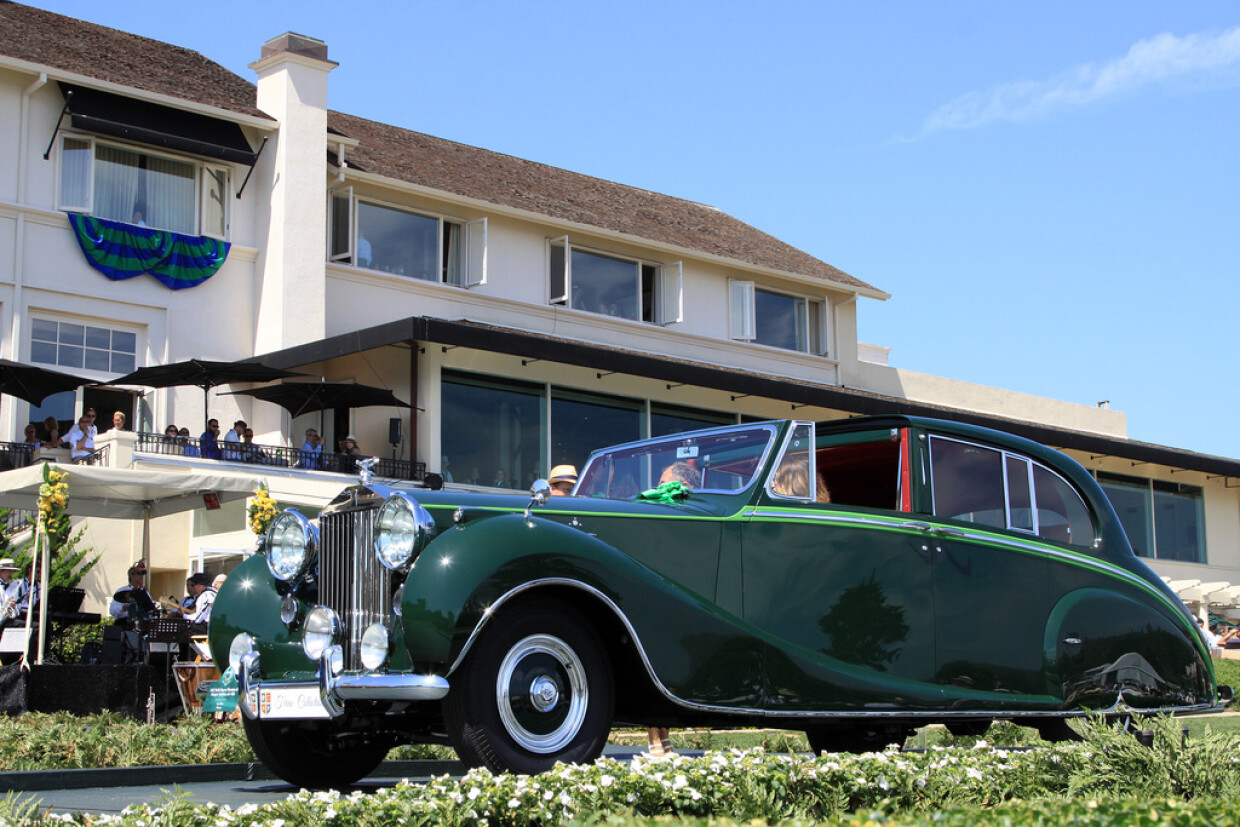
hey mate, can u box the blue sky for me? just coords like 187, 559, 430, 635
27, 1, 1240, 459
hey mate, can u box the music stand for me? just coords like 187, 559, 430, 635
146, 617, 189, 706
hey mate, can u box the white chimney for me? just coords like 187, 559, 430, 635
250, 33, 337, 352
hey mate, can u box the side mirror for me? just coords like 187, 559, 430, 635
525, 479, 552, 521
529, 479, 552, 505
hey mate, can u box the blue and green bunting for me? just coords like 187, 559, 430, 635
67, 213, 230, 290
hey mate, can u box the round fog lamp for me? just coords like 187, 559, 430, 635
228, 633, 255, 674
280, 596, 300, 627
360, 623, 390, 671
302, 606, 340, 661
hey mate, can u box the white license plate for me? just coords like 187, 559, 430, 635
258, 684, 330, 719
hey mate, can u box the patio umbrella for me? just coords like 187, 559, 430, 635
0, 359, 91, 406
222, 381, 411, 418
110, 359, 309, 426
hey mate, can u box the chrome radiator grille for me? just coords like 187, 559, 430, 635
318, 505, 391, 670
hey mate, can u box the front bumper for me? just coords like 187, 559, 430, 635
237, 646, 450, 720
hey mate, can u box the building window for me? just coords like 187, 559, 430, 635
651, 402, 736, 437
31, 318, 136, 374
441, 371, 738, 490
1098, 472, 1205, 563
549, 238, 681, 325
549, 388, 643, 482
729, 280, 828, 356
329, 191, 485, 286
441, 373, 545, 489
57, 135, 228, 238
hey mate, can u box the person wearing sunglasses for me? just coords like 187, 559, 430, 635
65, 410, 97, 461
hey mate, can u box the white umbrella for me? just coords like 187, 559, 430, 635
0, 464, 260, 664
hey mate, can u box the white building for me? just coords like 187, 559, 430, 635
1, 3, 1237, 619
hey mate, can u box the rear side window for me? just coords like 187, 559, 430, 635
930, 436, 1096, 547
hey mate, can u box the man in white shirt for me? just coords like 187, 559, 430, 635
176, 572, 217, 634
222, 419, 245, 460
65, 410, 97, 461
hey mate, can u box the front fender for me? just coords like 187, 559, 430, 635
399, 513, 763, 707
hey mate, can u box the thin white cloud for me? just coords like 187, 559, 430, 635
914, 26, 1240, 138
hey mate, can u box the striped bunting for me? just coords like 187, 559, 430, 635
67, 213, 230, 290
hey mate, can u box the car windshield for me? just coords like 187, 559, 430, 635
576, 424, 777, 498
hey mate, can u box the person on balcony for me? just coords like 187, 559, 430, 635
222, 420, 246, 460
199, 419, 221, 460
38, 417, 65, 449
179, 427, 199, 457
65, 411, 96, 461
299, 428, 323, 469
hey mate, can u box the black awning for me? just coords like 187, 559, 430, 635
249, 316, 1240, 480
58, 83, 258, 166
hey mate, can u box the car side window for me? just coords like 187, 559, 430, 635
1032, 464, 1097, 547
929, 435, 1097, 547
929, 438, 1006, 528
815, 431, 902, 510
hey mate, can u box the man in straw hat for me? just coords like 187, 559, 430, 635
547, 464, 578, 496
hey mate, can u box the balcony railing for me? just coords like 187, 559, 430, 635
0, 441, 36, 471
134, 433, 426, 481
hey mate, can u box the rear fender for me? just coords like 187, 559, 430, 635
1044, 588, 1214, 710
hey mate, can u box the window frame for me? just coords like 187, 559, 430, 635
729, 280, 830, 356
57, 132, 229, 238
330, 191, 476, 286
547, 237, 682, 325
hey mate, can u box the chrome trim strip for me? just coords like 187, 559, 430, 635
444, 576, 1221, 721
332, 672, 450, 702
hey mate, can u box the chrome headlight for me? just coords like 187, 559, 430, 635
302, 606, 340, 661
360, 623, 390, 671
266, 509, 317, 582
374, 493, 436, 572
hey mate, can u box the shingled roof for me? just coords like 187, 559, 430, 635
0, 1, 879, 293
0, 1, 268, 120
327, 111, 880, 293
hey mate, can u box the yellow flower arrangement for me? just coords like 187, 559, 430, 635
248, 482, 278, 536
37, 464, 69, 528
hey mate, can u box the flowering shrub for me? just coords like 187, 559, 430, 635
36, 463, 68, 528
10, 716, 1240, 826
247, 482, 277, 536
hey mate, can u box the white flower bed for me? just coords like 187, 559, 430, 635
30, 743, 1093, 826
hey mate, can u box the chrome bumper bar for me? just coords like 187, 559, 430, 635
237, 647, 450, 720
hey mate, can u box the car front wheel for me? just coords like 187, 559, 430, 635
444, 599, 614, 774
242, 716, 390, 789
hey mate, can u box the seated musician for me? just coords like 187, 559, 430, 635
3, 561, 40, 627
109, 562, 157, 627
170, 572, 216, 635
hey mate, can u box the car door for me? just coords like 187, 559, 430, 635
742, 425, 944, 712
922, 433, 1060, 707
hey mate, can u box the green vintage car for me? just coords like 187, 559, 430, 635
211, 416, 1225, 786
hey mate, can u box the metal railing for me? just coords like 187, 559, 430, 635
134, 433, 425, 481
73, 444, 110, 466
0, 442, 36, 471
